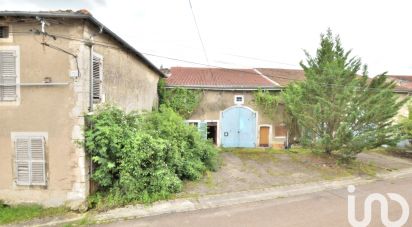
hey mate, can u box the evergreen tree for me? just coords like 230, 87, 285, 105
282, 29, 407, 158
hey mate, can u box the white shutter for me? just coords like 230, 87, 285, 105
15, 137, 30, 185
92, 54, 103, 103
0, 50, 17, 101
30, 137, 46, 185
15, 136, 46, 186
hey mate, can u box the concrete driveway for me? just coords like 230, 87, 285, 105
178, 149, 412, 198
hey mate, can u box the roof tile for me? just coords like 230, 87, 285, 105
166, 67, 276, 88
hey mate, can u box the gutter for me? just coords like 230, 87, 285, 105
165, 85, 283, 91
89, 42, 94, 112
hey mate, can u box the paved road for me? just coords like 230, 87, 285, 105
99, 174, 412, 227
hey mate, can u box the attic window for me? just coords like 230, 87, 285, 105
234, 95, 244, 105
0, 26, 9, 38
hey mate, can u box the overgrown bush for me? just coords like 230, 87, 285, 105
85, 104, 218, 209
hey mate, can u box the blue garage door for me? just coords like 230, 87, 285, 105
221, 106, 256, 147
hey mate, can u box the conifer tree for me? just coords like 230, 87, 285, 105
282, 29, 407, 158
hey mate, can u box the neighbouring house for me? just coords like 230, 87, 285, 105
165, 67, 412, 149
0, 10, 164, 208
388, 75, 412, 120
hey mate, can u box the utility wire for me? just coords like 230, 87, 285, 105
12, 30, 299, 70
9, 30, 406, 92
187, 0, 215, 80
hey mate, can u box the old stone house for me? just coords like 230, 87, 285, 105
0, 10, 163, 208
165, 67, 411, 149
165, 67, 291, 148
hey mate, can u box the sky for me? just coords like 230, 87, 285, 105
1, 0, 412, 76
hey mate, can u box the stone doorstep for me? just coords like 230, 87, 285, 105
33, 167, 412, 226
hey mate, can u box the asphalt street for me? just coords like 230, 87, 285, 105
99, 174, 412, 227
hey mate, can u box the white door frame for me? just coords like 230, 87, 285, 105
220, 105, 258, 147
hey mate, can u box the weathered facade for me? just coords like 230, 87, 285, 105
166, 67, 288, 148
0, 11, 163, 208
188, 90, 288, 147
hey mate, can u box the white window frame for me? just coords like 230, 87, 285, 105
11, 132, 47, 186
92, 52, 104, 105
185, 120, 201, 127
185, 120, 220, 145
234, 95, 244, 105
0, 46, 20, 106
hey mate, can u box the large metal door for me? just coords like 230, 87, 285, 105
221, 106, 256, 147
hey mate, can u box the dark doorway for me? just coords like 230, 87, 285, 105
207, 122, 217, 145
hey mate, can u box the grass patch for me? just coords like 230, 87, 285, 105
63, 215, 95, 227
341, 160, 378, 177
286, 151, 378, 179
0, 201, 69, 225
370, 147, 412, 159
232, 150, 280, 164
205, 171, 216, 189
221, 147, 312, 155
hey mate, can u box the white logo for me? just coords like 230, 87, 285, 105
347, 185, 409, 227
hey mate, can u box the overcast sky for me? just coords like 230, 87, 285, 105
2, 0, 412, 76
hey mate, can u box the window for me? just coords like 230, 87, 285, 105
15, 136, 46, 186
189, 122, 199, 127
0, 50, 17, 101
0, 26, 9, 38
92, 53, 103, 103
234, 95, 244, 105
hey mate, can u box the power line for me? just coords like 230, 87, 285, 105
222, 52, 299, 67
188, 0, 210, 66
9, 30, 405, 92
10, 31, 299, 67
187, 0, 216, 82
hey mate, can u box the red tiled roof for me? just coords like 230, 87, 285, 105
256, 68, 305, 86
166, 67, 276, 88
387, 75, 412, 92
388, 75, 412, 82
397, 82, 412, 91
166, 67, 412, 92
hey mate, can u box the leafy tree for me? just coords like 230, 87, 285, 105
282, 29, 407, 158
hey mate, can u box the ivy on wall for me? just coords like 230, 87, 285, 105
158, 79, 203, 119
253, 89, 300, 143
253, 89, 282, 119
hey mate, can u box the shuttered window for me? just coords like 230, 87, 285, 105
92, 53, 103, 103
0, 50, 17, 101
15, 136, 46, 186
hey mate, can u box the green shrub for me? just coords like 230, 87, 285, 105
85, 105, 218, 209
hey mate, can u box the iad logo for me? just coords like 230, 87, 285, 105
347, 185, 409, 227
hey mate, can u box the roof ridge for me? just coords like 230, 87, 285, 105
253, 68, 281, 87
